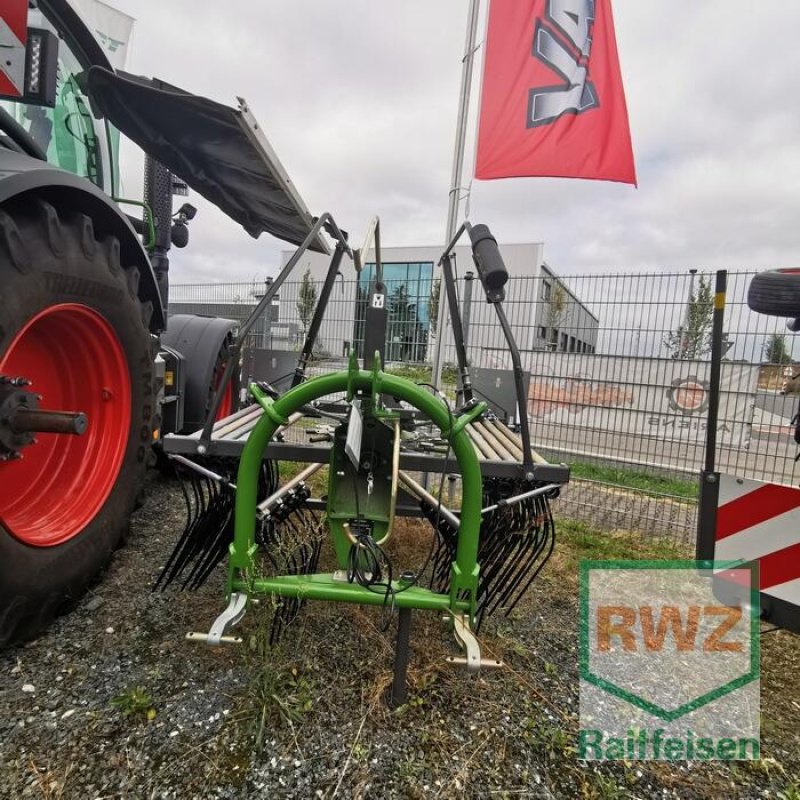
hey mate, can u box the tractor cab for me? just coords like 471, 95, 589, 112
0, 0, 118, 194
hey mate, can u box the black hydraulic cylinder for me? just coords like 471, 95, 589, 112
10, 408, 88, 435
468, 224, 508, 302
441, 253, 473, 403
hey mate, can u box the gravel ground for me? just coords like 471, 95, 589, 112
1, 471, 798, 799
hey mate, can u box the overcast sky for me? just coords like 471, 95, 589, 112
110, 1, 800, 284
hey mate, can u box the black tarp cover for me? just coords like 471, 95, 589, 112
87, 67, 328, 253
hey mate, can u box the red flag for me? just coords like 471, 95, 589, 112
475, 0, 636, 185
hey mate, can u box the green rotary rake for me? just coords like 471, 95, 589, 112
227, 357, 486, 626
161, 216, 569, 702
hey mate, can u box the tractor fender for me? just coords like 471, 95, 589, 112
161, 314, 239, 431
0, 150, 164, 331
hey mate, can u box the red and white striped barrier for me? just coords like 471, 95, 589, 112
715, 476, 800, 609
0, 0, 28, 98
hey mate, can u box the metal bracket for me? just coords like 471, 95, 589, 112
186, 591, 248, 646
445, 613, 503, 673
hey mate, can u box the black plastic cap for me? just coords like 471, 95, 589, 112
468, 224, 508, 293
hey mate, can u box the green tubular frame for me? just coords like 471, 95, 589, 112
229, 358, 485, 621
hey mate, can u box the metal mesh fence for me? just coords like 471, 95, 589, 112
169, 268, 799, 545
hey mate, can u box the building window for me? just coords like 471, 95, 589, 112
354, 261, 433, 362
569, 336, 576, 352
538, 326, 547, 340
542, 280, 552, 301
561, 333, 568, 351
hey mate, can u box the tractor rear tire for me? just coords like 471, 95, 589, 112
748, 269, 800, 318
0, 197, 156, 647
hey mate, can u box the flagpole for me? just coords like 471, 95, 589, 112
431, 0, 482, 390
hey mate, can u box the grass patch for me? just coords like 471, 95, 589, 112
383, 362, 458, 386
556, 518, 691, 568
567, 461, 698, 501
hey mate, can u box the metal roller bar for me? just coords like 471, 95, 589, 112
481, 483, 561, 515
490, 419, 548, 465
257, 462, 324, 518
466, 423, 501, 461
218, 409, 302, 443
474, 420, 515, 462
228, 412, 273, 441
485, 419, 524, 460
168, 454, 237, 490
398, 471, 461, 530
386, 419, 401, 541
210, 402, 258, 431
205, 404, 264, 440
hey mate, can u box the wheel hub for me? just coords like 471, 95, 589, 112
0, 304, 131, 547
0, 376, 89, 460
0, 378, 37, 459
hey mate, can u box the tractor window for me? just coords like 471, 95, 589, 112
0, 7, 108, 191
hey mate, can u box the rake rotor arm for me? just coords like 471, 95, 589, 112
465, 222, 534, 477
197, 212, 351, 451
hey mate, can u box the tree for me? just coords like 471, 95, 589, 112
296, 268, 317, 340
763, 333, 792, 365
428, 277, 441, 336
546, 283, 570, 349
663, 274, 713, 359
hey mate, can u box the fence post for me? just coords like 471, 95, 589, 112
263, 277, 273, 348
462, 271, 474, 352
696, 269, 727, 559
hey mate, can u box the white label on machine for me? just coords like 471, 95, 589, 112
371, 294, 385, 309
345, 399, 363, 470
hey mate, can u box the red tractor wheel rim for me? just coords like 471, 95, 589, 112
0, 304, 131, 547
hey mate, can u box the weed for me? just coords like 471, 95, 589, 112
591, 773, 628, 800
778, 781, 800, 800
111, 686, 156, 721
28, 759, 74, 800
740, 756, 785, 778
522, 716, 573, 759
351, 742, 369, 762
394, 670, 439, 715
248, 649, 316, 751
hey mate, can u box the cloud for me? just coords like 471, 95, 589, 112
110, 0, 800, 283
